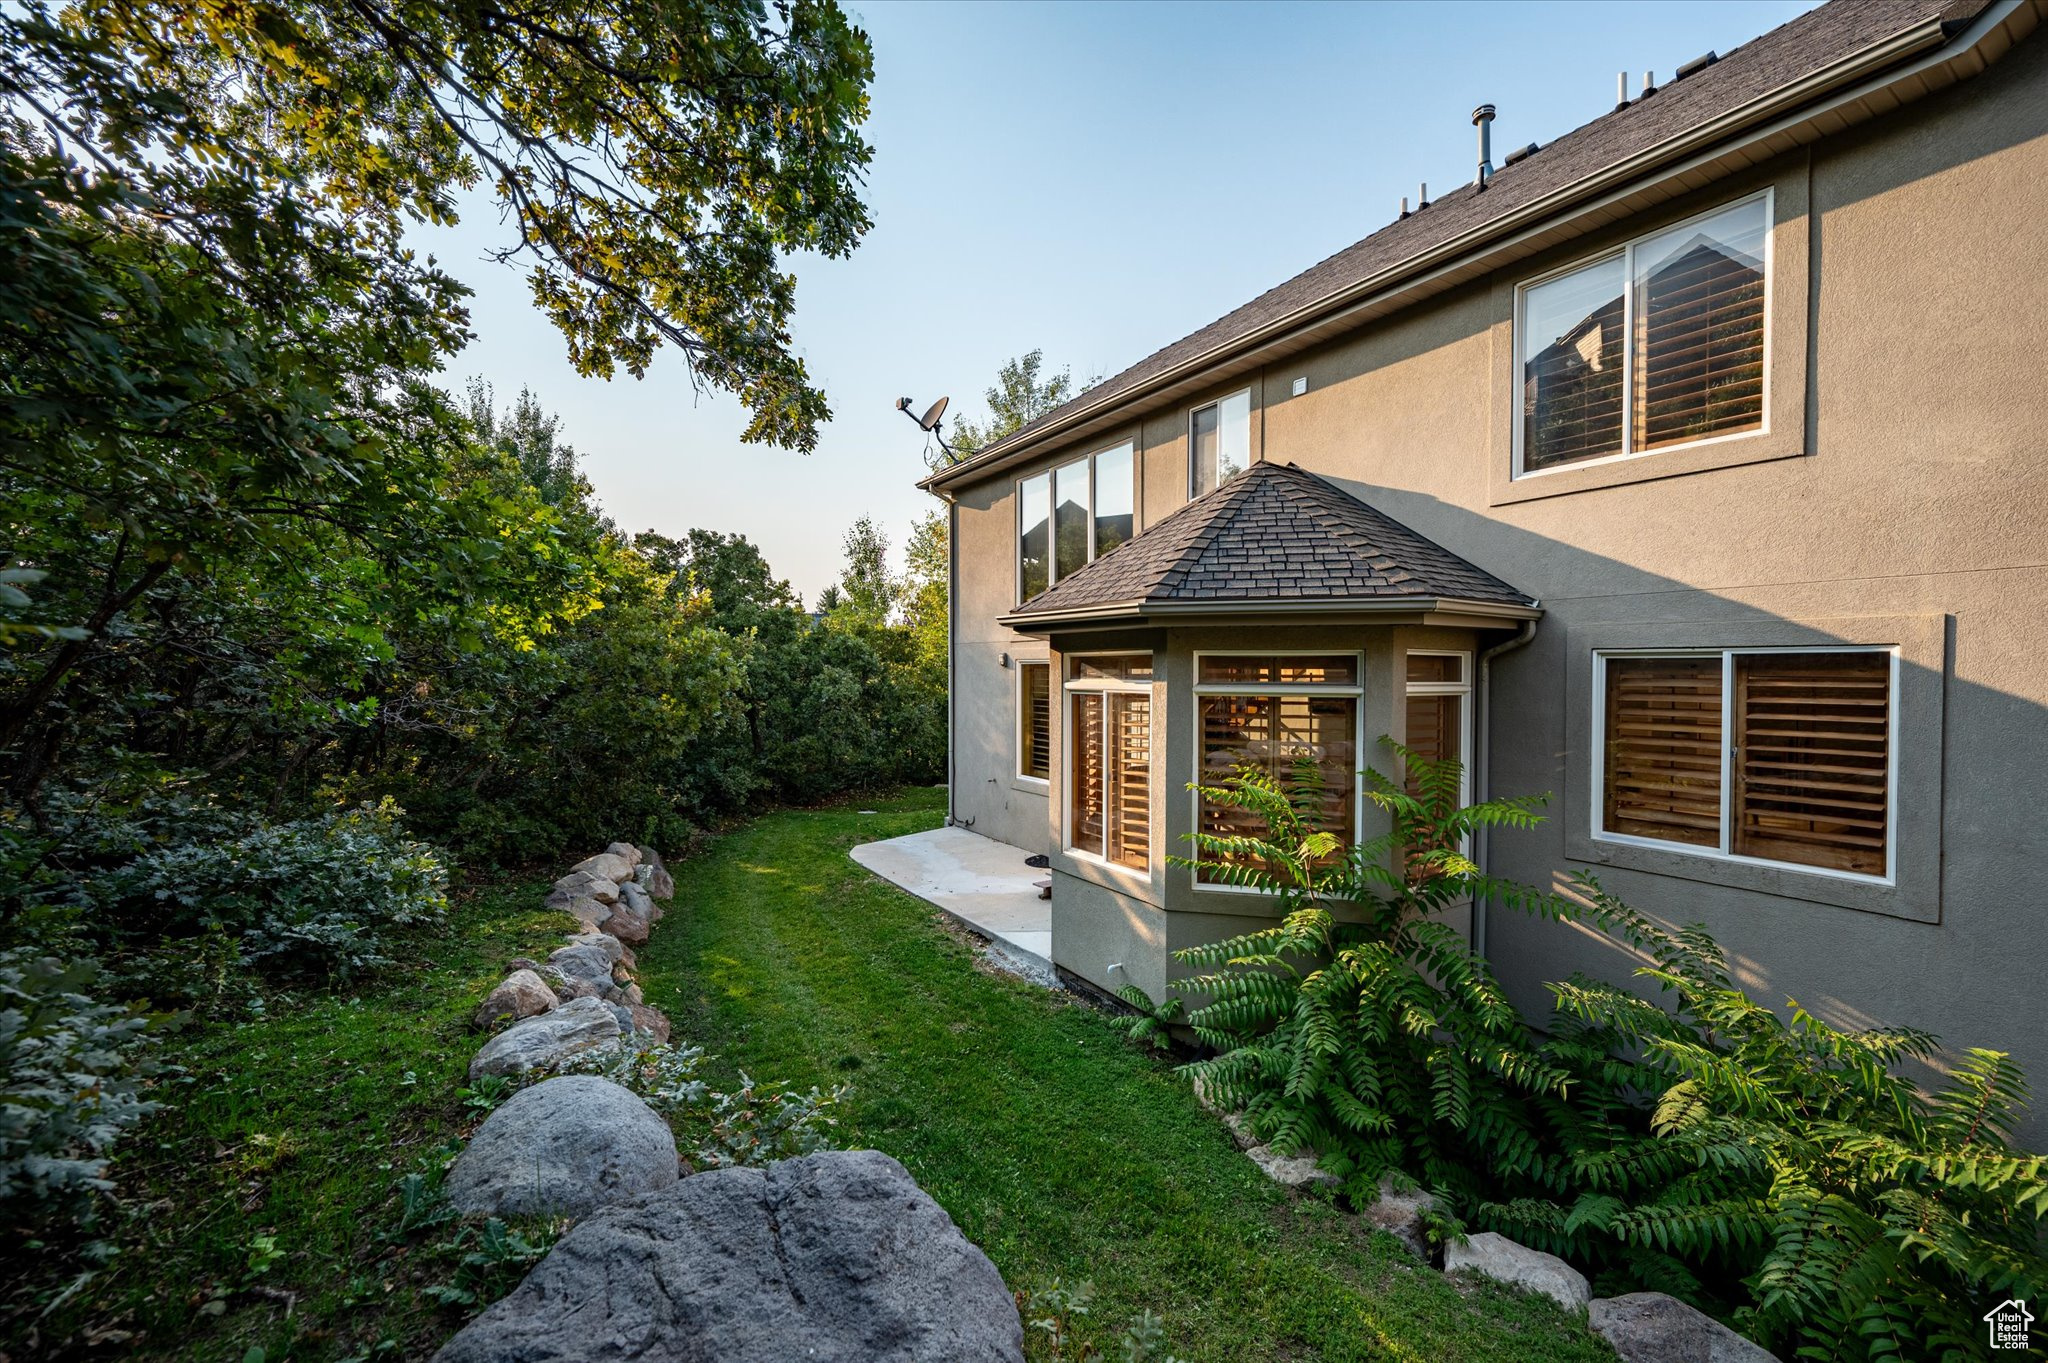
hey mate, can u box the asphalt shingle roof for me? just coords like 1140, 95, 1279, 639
938, 0, 1989, 489
1005, 461, 1534, 622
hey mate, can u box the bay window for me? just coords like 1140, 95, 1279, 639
1516, 193, 1769, 476
1194, 654, 1360, 884
1597, 648, 1893, 879
1066, 654, 1153, 871
1016, 441, 1137, 602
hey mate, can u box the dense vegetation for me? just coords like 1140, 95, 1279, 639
1169, 751, 2048, 1362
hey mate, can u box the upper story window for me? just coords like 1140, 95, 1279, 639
1066, 653, 1153, 871
1515, 193, 1769, 477
1193, 653, 1360, 886
1189, 390, 1251, 498
1596, 647, 1893, 880
1018, 441, 1135, 601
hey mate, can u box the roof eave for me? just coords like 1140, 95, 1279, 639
921, 0, 2038, 495
997, 595, 1543, 634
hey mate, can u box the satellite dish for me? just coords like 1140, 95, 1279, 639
917, 396, 950, 431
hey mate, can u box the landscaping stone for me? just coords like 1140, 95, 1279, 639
443, 1075, 677, 1219
1589, 1293, 1782, 1363
562, 895, 611, 932
570, 850, 636, 884
643, 845, 674, 901
1221, 1112, 1258, 1151
624, 1002, 671, 1044
469, 996, 623, 1080
1361, 1176, 1437, 1261
1444, 1232, 1589, 1312
1245, 1143, 1341, 1190
432, 1150, 1023, 1363
474, 969, 558, 1030
604, 841, 642, 870
548, 942, 620, 992
618, 877, 659, 924
620, 982, 644, 1005
508, 957, 544, 974
564, 932, 625, 965
547, 868, 619, 908
600, 891, 652, 945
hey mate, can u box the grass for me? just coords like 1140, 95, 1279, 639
3, 788, 1614, 1362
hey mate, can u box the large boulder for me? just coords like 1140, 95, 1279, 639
547, 869, 620, 909
561, 896, 612, 933
570, 850, 637, 885
474, 969, 559, 1030
433, 1150, 1023, 1363
469, 996, 623, 1081
1444, 1231, 1589, 1312
1589, 1293, 1782, 1363
1361, 1176, 1438, 1261
444, 1076, 678, 1219
550, 941, 622, 994
605, 842, 643, 870
643, 845, 675, 902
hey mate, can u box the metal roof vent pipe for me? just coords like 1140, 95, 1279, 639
1472, 104, 1496, 189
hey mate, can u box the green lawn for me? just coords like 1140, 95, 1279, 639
5, 789, 1614, 1362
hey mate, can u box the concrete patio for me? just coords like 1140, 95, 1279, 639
849, 825, 1055, 985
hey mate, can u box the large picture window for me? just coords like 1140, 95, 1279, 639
1189, 390, 1251, 498
1018, 661, 1050, 783
1066, 654, 1152, 871
1193, 654, 1360, 885
1597, 648, 1893, 879
1017, 441, 1136, 602
1516, 193, 1769, 477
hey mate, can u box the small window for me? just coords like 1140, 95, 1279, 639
1404, 651, 1471, 787
1016, 441, 1136, 603
1193, 654, 1361, 885
1018, 662, 1050, 783
1517, 193, 1768, 476
1598, 648, 1892, 879
1067, 655, 1152, 871
1190, 390, 1251, 497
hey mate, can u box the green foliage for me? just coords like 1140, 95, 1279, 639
552, 1041, 846, 1169
944, 350, 1099, 464
97, 801, 448, 980
1526, 876, 2048, 1361
1111, 985, 1184, 1054
1169, 743, 1576, 1210
0, 950, 168, 1235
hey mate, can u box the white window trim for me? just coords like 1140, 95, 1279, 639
1189, 650, 1365, 896
1014, 659, 1050, 790
1511, 188, 1775, 482
1590, 644, 1899, 887
1015, 440, 1137, 601
1062, 650, 1156, 876
1187, 389, 1253, 500
1405, 649, 1474, 818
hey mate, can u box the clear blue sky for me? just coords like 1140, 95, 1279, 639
423, 0, 1817, 605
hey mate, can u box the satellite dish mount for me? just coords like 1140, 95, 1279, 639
896, 393, 958, 462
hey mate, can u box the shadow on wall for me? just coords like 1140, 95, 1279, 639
1331, 478, 2048, 1138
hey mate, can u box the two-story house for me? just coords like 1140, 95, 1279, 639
917, 0, 2048, 1117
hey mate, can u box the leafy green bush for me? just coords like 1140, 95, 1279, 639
100, 800, 447, 979
553, 1042, 846, 1169
1169, 745, 1576, 1209
0, 950, 167, 1234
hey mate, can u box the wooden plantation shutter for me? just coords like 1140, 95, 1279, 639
1634, 224, 1765, 451
1020, 663, 1050, 780
1068, 655, 1152, 869
1603, 656, 1723, 847
1195, 660, 1359, 884
1733, 653, 1889, 874
1070, 692, 1106, 857
1109, 694, 1151, 870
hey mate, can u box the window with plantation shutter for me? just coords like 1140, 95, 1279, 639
1018, 662, 1050, 782
1597, 648, 1893, 880
1517, 193, 1768, 476
1194, 655, 1361, 886
1066, 655, 1152, 871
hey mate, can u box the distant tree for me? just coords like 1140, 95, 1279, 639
901, 512, 948, 680
830, 517, 896, 628
467, 382, 596, 513
943, 350, 1099, 466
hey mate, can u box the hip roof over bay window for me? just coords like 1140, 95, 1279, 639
999, 461, 1541, 633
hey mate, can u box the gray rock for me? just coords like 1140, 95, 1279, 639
618, 878, 660, 924
1590, 1293, 1782, 1363
469, 996, 623, 1081
600, 892, 652, 945
1444, 1231, 1589, 1312
508, 956, 544, 974
605, 841, 643, 870
444, 1076, 678, 1220
570, 851, 636, 884
1221, 1112, 1259, 1151
474, 969, 559, 1030
643, 845, 675, 901
547, 869, 619, 908
1362, 1175, 1438, 1261
1245, 1143, 1341, 1190
544, 970, 609, 1002
634, 863, 654, 889
562, 896, 612, 932
432, 1150, 1023, 1363
563, 932, 625, 966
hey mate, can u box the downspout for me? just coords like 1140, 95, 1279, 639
943, 491, 960, 828
1473, 616, 1538, 960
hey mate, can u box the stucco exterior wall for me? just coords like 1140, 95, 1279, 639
938, 32, 2048, 1125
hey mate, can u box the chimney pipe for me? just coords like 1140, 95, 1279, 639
1471, 103, 1495, 188
1616, 71, 1630, 109
1418, 181, 1429, 209
1641, 69, 1657, 97
1399, 195, 1410, 219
